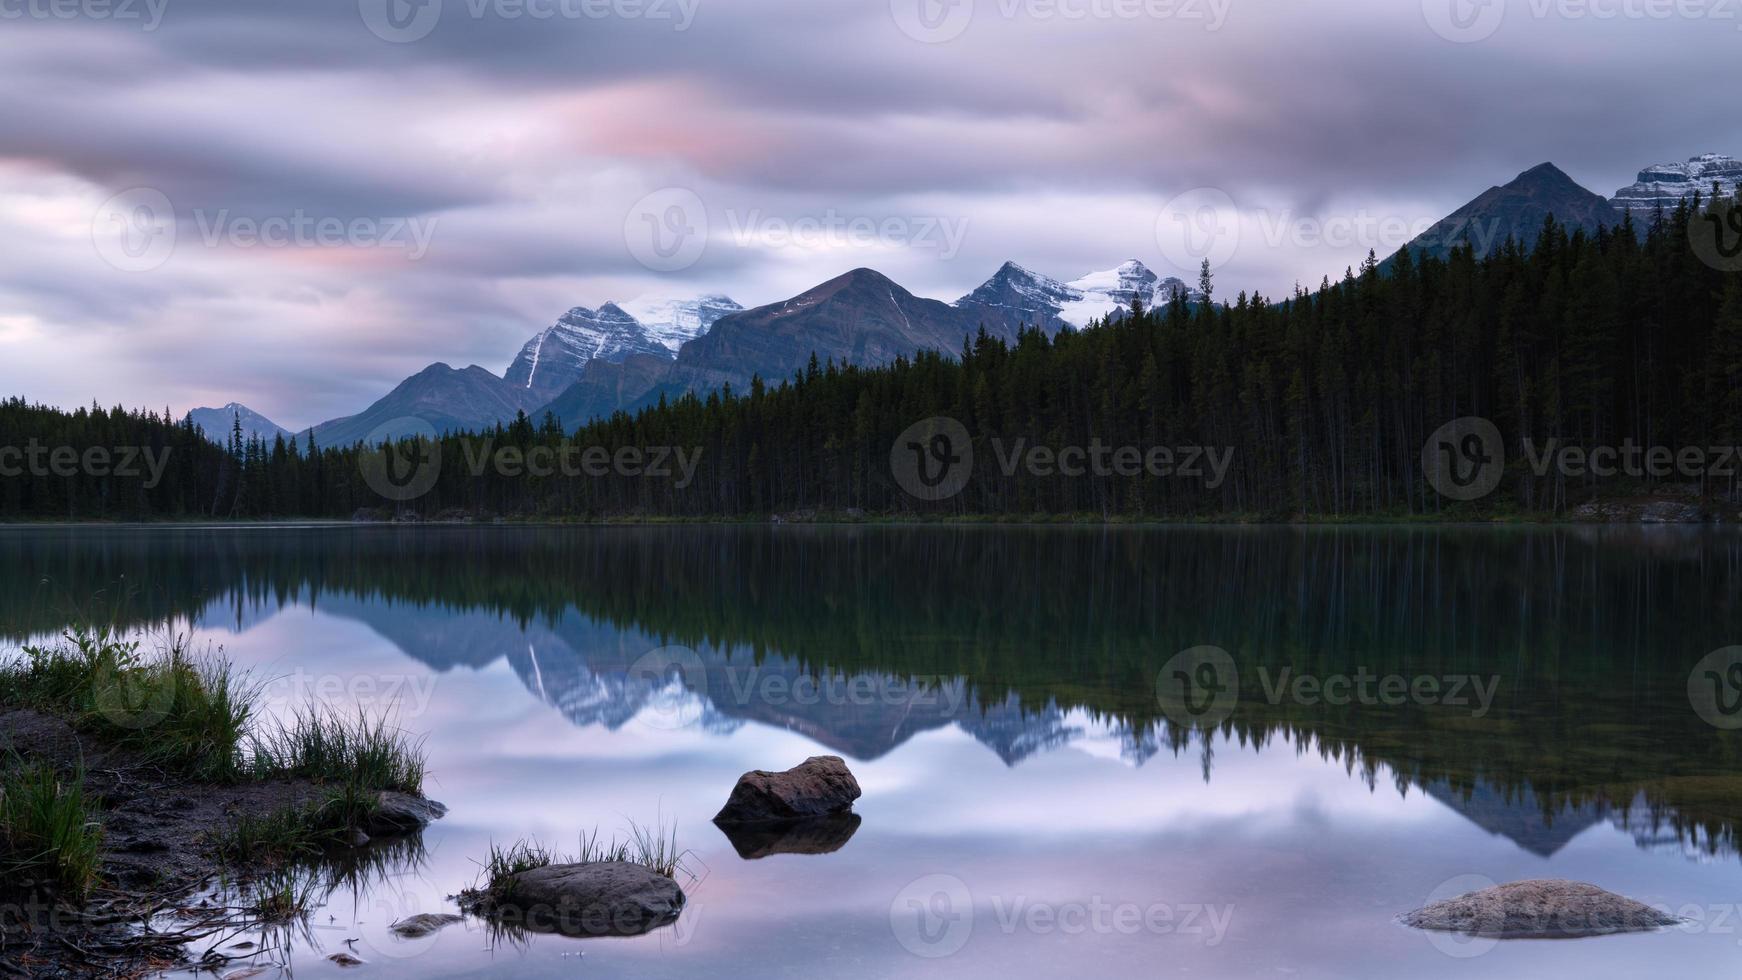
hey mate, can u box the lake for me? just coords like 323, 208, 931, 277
3, 524, 1740, 978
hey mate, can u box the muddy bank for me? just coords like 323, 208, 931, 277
0, 709, 436, 978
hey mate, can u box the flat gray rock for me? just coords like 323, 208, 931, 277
473, 861, 685, 938
1399, 879, 1680, 939
713, 755, 861, 825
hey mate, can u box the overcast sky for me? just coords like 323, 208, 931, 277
1, 0, 1737, 429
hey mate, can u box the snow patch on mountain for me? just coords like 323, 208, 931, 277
1613, 153, 1742, 213
955, 259, 1199, 332
1057, 260, 1197, 327
617, 294, 743, 352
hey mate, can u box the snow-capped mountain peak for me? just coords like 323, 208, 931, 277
504, 293, 744, 401
1058, 259, 1196, 327
954, 259, 1201, 333
616, 293, 744, 353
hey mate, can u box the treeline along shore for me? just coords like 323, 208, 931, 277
4, 195, 1742, 522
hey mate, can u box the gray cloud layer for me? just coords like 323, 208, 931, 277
0, 0, 1737, 428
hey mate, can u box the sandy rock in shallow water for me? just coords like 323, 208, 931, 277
713, 756, 861, 824
365, 792, 447, 836
1399, 879, 1680, 938
472, 861, 685, 937
389, 912, 464, 938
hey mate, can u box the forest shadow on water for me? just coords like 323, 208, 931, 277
3, 523, 1739, 871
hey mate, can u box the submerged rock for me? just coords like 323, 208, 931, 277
716, 810, 861, 859
713, 756, 861, 825
467, 861, 685, 938
1399, 879, 1681, 939
389, 912, 465, 938
365, 792, 448, 836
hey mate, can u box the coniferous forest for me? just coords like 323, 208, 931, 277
4, 195, 1741, 522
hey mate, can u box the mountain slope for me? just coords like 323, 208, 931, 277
310, 363, 543, 446
655, 267, 975, 395
539, 352, 676, 429
1396, 162, 1620, 262
187, 403, 291, 445
504, 303, 670, 402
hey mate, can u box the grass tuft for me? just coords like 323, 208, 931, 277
3, 629, 256, 782
0, 760, 104, 899
247, 706, 425, 795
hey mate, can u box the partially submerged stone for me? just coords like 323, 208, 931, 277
713, 756, 861, 825
466, 861, 685, 938
389, 912, 465, 939
365, 792, 448, 837
1399, 879, 1681, 939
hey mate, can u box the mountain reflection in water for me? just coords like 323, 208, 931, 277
3, 523, 1740, 866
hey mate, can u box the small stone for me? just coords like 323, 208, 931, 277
328, 952, 366, 967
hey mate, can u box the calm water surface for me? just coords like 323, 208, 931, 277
4, 524, 1742, 978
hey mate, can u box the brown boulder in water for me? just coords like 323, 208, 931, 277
712, 756, 862, 825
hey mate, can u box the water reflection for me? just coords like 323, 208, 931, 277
2, 523, 1740, 869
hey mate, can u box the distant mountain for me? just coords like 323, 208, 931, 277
953, 260, 1198, 336
1060, 260, 1198, 325
309, 363, 542, 447
186, 403, 290, 445
1395, 162, 1621, 262
537, 262, 1200, 430
642, 267, 978, 401
1612, 152, 1742, 214
952, 261, 1081, 335
616, 294, 744, 353
504, 303, 670, 402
